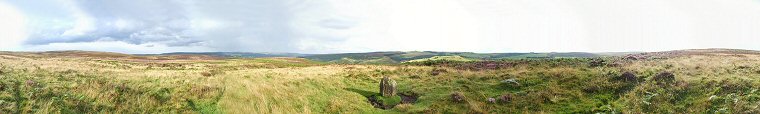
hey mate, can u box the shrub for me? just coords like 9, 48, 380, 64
618, 72, 638, 83
499, 94, 513, 103
429, 68, 447, 76
653, 72, 675, 82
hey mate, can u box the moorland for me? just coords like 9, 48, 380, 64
1, 49, 759, 113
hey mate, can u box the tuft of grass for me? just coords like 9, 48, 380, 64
373, 95, 402, 107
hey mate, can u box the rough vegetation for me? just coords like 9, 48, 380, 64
1, 49, 760, 113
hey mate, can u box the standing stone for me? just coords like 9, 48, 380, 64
380, 76, 397, 97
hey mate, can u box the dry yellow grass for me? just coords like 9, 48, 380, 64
0, 52, 408, 113
2, 49, 760, 113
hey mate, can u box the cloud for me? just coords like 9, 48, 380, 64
7, 0, 357, 53
0, 1, 27, 51
4, 0, 760, 53
318, 19, 357, 30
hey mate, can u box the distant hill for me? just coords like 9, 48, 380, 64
0, 50, 605, 64
141, 51, 602, 64
0, 50, 221, 60
301, 51, 602, 64
7, 49, 757, 64
142, 52, 309, 58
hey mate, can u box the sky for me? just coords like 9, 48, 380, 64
1, 0, 760, 54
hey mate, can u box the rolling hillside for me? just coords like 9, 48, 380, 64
2, 49, 760, 113
137, 51, 603, 64
142, 52, 308, 58
301, 51, 602, 64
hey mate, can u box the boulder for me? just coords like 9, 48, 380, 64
487, 98, 497, 104
380, 76, 397, 97
501, 78, 520, 87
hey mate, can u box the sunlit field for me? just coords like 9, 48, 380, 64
1, 49, 760, 113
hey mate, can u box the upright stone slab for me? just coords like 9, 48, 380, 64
380, 76, 397, 97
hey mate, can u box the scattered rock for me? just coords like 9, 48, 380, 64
618, 72, 638, 83
450, 92, 466, 103
499, 94, 513, 103
501, 78, 520, 87
653, 72, 675, 82
380, 76, 397, 97
487, 98, 497, 104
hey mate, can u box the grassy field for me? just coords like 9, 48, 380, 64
1, 49, 760, 113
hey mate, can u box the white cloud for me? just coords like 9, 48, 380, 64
0, 1, 27, 51
3, 0, 760, 53
56, 0, 96, 37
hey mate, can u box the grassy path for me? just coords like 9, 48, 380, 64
218, 66, 384, 113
